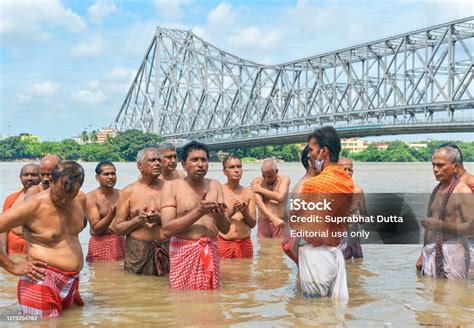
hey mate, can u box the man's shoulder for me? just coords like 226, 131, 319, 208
354, 185, 364, 194
26, 184, 42, 196
454, 181, 471, 193
86, 188, 99, 199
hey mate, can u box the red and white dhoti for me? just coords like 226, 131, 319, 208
169, 236, 219, 290
86, 232, 125, 262
18, 265, 84, 318
218, 235, 253, 259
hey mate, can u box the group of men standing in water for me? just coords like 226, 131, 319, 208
0, 126, 472, 318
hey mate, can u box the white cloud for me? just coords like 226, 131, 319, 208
123, 21, 158, 56
88, 0, 118, 23
73, 89, 107, 104
283, 0, 338, 34
103, 67, 136, 82
0, 0, 85, 47
207, 2, 238, 31
154, 0, 194, 20
230, 27, 284, 51
191, 25, 208, 40
31, 80, 60, 96
71, 35, 104, 58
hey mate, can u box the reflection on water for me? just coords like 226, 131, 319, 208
1, 162, 473, 326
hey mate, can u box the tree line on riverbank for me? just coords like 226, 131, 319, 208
0, 130, 472, 162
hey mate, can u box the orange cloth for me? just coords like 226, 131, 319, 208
2, 189, 28, 254
299, 165, 355, 246
301, 165, 354, 194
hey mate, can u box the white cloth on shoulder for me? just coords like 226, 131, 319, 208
422, 237, 470, 281
298, 243, 348, 300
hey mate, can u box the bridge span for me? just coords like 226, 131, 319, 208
115, 17, 474, 149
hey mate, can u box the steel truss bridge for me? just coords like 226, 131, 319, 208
115, 17, 474, 150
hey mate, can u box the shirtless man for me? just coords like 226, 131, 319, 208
25, 155, 60, 197
218, 155, 256, 259
420, 145, 473, 280
0, 161, 86, 317
1, 163, 40, 254
86, 161, 124, 262
338, 157, 367, 259
161, 141, 231, 290
157, 141, 185, 181
115, 148, 169, 276
282, 146, 316, 264
252, 159, 290, 238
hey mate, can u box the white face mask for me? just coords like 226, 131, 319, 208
313, 150, 324, 172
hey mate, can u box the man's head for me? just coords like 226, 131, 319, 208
222, 154, 242, 182
50, 161, 85, 204
307, 126, 341, 173
157, 141, 178, 175
338, 157, 353, 177
437, 143, 464, 168
432, 145, 462, 183
39, 155, 61, 189
181, 141, 209, 179
95, 161, 117, 188
20, 163, 40, 190
261, 158, 278, 186
137, 147, 161, 177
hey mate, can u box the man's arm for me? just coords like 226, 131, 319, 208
255, 193, 284, 226
161, 182, 220, 237
0, 233, 7, 254
114, 188, 145, 236
86, 193, 115, 236
242, 190, 257, 228
253, 176, 290, 203
214, 182, 231, 234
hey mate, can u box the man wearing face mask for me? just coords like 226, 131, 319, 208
290, 126, 354, 300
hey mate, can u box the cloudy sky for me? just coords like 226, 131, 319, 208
1, 0, 472, 141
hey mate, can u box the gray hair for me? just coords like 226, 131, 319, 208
136, 147, 158, 163
434, 145, 462, 164
261, 158, 277, 171
156, 141, 176, 155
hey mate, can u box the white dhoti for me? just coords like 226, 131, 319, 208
422, 238, 470, 281
298, 244, 348, 300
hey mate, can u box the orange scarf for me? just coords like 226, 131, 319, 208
302, 165, 355, 194
300, 165, 355, 246
2, 189, 28, 254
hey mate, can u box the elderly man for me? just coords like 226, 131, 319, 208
338, 157, 367, 259
157, 141, 185, 181
218, 154, 256, 259
115, 148, 169, 276
161, 141, 231, 290
420, 145, 473, 280
252, 159, 290, 238
0, 161, 86, 318
25, 155, 61, 197
86, 161, 124, 262
290, 126, 354, 300
1, 163, 40, 254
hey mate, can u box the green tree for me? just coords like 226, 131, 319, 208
110, 129, 163, 161
80, 143, 121, 161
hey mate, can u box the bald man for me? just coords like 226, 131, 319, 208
338, 157, 367, 259
1, 163, 40, 254
251, 159, 290, 238
26, 155, 61, 197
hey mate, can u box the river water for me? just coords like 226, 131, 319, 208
0, 162, 473, 326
